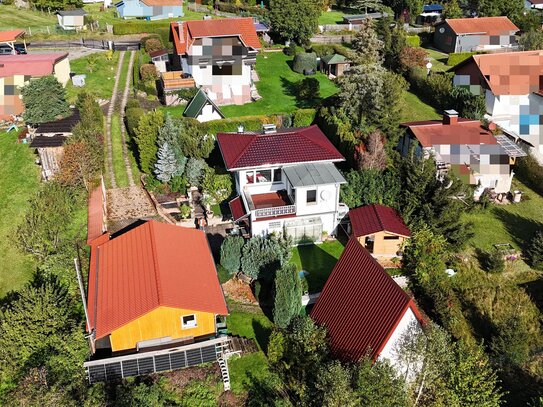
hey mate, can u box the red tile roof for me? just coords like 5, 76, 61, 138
400, 118, 497, 147
443, 16, 518, 35
0, 29, 25, 42
87, 220, 228, 339
217, 125, 344, 170
170, 18, 261, 55
0, 53, 68, 78
349, 205, 411, 238
452, 51, 543, 96
229, 196, 247, 222
87, 187, 105, 245
311, 238, 423, 362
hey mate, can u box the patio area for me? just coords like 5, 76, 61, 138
251, 190, 292, 209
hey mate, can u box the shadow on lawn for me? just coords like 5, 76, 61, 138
296, 243, 341, 293
279, 76, 322, 109
493, 208, 543, 254
252, 319, 272, 354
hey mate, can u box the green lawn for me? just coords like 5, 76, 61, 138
0, 132, 40, 296
319, 10, 348, 25
219, 52, 339, 118
291, 240, 345, 293
422, 46, 450, 73
111, 113, 130, 188
66, 51, 120, 103
401, 90, 441, 122
0, 5, 56, 31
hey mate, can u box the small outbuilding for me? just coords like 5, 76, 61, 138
416, 4, 443, 25
184, 88, 225, 123
56, 9, 87, 30
320, 54, 351, 78
149, 49, 170, 73
348, 204, 411, 257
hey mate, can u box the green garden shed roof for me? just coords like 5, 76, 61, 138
183, 88, 224, 119
321, 54, 349, 65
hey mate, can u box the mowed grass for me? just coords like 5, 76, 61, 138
401, 90, 441, 122
423, 46, 450, 72
291, 240, 345, 293
66, 51, 120, 102
0, 5, 56, 30
111, 113, 130, 188
0, 132, 40, 296
220, 52, 339, 117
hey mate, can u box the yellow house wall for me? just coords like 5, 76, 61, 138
357, 231, 407, 256
109, 306, 217, 352
53, 57, 71, 86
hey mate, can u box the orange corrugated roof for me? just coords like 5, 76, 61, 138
87, 187, 105, 245
444, 16, 518, 35
87, 220, 228, 339
170, 18, 261, 55
401, 118, 497, 147
0, 29, 25, 42
467, 51, 543, 95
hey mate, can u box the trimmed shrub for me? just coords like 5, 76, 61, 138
220, 236, 245, 275
292, 52, 317, 74
125, 107, 145, 137
144, 37, 164, 53
515, 154, 543, 195
140, 64, 159, 82
406, 35, 421, 47
311, 43, 352, 59
125, 99, 140, 110
447, 52, 477, 66
204, 115, 283, 135
293, 109, 316, 127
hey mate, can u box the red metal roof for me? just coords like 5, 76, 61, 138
217, 125, 344, 170
229, 196, 247, 222
0, 29, 25, 42
0, 53, 68, 78
401, 118, 497, 148
87, 187, 105, 245
87, 220, 228, 339
443, 17, 518, 35
311, 238, 423, 362
170, 18, 261, 55
349, 204, 411, 238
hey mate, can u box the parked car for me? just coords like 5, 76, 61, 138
0, 44, 27, 55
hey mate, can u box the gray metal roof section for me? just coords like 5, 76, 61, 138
494, 134, 527, 157
283, 162, 346, 187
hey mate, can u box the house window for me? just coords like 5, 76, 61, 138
273, 168, 282, 183
384, 235, 400, 240
246, 171, 255, 184
212, 64, 233, 75
306, 189, 317, 204
181, 314, 197, 329
256, 169, 272, 183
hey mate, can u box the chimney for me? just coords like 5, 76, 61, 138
443, 109, 458, 125
488, 122, 497, 131
262, 124, 277, 134
237, 125, 245, 133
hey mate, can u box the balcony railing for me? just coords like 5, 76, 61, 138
254, 204, 296, 219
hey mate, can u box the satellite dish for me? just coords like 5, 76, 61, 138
439, 27, 445, 33
320, 190, 330, 201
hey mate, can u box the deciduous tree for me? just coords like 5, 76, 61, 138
269, 0, 322, 45
519, 29, 543, 51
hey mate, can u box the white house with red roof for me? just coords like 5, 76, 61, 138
217, 125, 349, 242
400, 111, 525, 198
169, 18, 260, 105
311, 238, 424, 372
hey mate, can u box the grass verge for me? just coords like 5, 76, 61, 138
111, 114, 130, 188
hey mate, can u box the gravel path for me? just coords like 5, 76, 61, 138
105, 50, 125, 189
119, 51, 136, 187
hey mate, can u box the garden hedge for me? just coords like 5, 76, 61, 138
293, 109, 316, 127
125, 107, 145, 137
310, 43, 352, 59
447, 52, 477, 66
293, 52, 317, 74
113, 23, 170, 45
406, 35, 421, 47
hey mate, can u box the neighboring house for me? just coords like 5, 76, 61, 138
525, 0, 543, 9
0, 53, 70, 120
348, 204, 410, 258
311, 238, 424, 371
149, 48, 170, 73
56, 9, 87, 30
451, 51, 543, 162
433, 17, 518, 53
217, 124, 349, 242
184, 88, 224, 122
320, 54, 351, 78
400, 110, 526, 197
116, 0, 183, 20
86, 220, 228, 355
29, 109, 80, 180
416, 4, 443, 25
170, 18, 261, 105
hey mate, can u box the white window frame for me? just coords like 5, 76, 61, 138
306, 189, 317, 205
181, 314, 198, 329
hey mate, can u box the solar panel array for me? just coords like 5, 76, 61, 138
86, 344, 218, 383
494, 135, 527, 158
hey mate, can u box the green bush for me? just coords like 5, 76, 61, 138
310, 43, 352, 59
140, 64, 159, 82
216, 1, 266, 15
125, 99, 140, 110
220, 235, 245, 275
478, 249, 505, 273
526, 230, 543, 270
125, 107, 145, 137
293, 109, 316, 127
447, 52, 477, 66
406, 35, 421, 47
204, 115, 283, 135
179, 203, 191, 219
292, 52, 317, 74
285, 42, 297, 56
515, 154, 543, 195
143, 37, 164, 53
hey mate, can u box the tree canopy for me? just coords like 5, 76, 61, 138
21, 76, 70, 126
269, 0, 322, 45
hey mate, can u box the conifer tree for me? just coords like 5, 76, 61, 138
273, 263, 302, 328
154, 142, 178, 183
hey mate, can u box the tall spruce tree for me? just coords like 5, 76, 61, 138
351, 20, 383, 65
158, 115, 187, 177
273, 263, 302, 328
154, 142, 178, 183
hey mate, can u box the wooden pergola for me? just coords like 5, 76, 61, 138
0, 29, 26, 53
